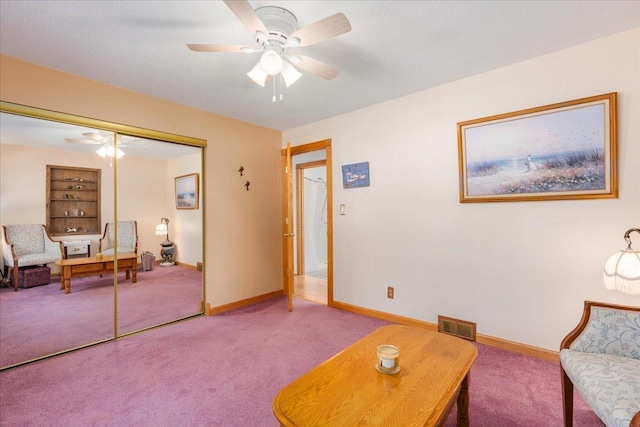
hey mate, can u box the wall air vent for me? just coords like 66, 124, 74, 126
438, 315, 477, 341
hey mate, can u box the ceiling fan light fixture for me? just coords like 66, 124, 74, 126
255, 30, 268, 44
247, 63, 268, 86
96, 145, 124, 159
281, 62, 302, 87
260, 50, 283, 75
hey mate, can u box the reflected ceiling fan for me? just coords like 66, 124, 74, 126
65, 131, 141, 159
187, 0, 351, 100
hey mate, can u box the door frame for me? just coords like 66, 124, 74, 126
281, 139, 333, 306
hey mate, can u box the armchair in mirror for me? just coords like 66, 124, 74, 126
0, 103, 205, 370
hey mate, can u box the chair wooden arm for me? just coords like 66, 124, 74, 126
632, 411, 640, 427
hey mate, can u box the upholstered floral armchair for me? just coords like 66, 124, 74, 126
560, 301, 640, 427
2, 224, 63, 291
99, 221, 138, 256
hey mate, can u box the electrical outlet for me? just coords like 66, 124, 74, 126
387, 286, 394, 299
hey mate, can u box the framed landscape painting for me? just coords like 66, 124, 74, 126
457, 93, 617, 203
175, 173, 199, 209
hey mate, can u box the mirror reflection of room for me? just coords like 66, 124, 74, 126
0, 111, 204, 369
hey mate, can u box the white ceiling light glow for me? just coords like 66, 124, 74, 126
96, 145, 125, 159
259, 50, 283, 75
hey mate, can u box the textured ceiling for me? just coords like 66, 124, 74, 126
1, 1, 639, 131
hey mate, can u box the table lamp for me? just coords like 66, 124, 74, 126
603, 228, 640, 295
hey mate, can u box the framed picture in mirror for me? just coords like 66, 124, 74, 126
175, 173, 199, 209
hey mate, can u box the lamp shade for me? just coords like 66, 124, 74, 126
259, 50, 283, 75
155, 223, 168, 236
97, 145, 125, 159
247, 63, 268, 87
603, 248, 640, 295
281, 62, 302, 87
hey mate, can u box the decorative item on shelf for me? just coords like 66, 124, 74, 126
66, 227, 79, 233
603, 228, 640, 295
238, 166, 244, 176
155, 217, 175, 267
376, 344, 400, 374
245, 181, 250, 191
96, 253, 103, 260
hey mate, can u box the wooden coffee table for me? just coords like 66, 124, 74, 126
273, 324, 478, 427
56, 253, 138, 294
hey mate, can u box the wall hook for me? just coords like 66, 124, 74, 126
245, 181, 250, 191
238, 166, 244, 176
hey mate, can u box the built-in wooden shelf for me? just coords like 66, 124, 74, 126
46, 165, 102, 236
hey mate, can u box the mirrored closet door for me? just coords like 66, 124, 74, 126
0, 103, 205, 369
114, 136, 203, 336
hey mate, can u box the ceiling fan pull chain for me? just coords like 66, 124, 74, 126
272, 76, 276, 102
280, 73, 284, 101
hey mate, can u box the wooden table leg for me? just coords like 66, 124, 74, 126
457, 372, 471, 427
62, 266, 71, 294
132, 260, 137, 283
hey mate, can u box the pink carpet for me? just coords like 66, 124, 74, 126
0, 297, 602, 426
0, 265, 202, 367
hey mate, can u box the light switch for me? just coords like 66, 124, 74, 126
340, 204, 346, 215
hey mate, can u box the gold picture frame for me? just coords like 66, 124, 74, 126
175, 173, 199, 210
457, 93, 617, 203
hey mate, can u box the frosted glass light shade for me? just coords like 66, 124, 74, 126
259, 50, 283, 75
603, 249, 640, 295
281, 62, 302, 87
247, 63, 268, 87
96, 145, 124, 159
155, 223, 168, 236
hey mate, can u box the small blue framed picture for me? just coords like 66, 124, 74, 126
342, 162, 370, 189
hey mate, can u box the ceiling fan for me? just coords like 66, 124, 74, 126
65, 131, 140, 158
187, 0, 351, 97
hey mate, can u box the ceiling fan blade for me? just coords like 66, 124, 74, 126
295, 55, 340, 80
223, 0, 268, 35
82, 131, 105, 140
65, 138, 103, 145
290, 13, 351, 47
187, 44, 250, 53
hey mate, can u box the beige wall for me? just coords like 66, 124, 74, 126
0, 55, 283, 307
283, 28, 640, 351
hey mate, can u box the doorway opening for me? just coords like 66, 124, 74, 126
295, 160, 327, 304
